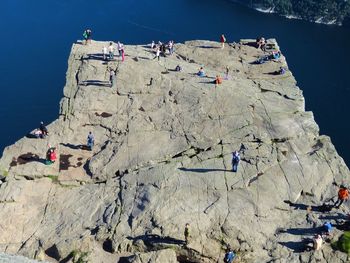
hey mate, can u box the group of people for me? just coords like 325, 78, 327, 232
103, 41, 125, 62
151, 40, 175, 60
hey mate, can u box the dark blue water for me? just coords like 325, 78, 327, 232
0, 0, 349, 166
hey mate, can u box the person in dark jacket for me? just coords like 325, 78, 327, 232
231, 151, 240, 172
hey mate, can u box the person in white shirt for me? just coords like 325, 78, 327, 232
108, 42, 114, 60
103, 46, 108, 61
117, 41, 124, 57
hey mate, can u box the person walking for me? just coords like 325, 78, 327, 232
87, 132, 94, 151
223, 246, 235, 263
184, 223, 190, 245
108, 42, 115, 60
220, 34, 226, 49
334, 185, 349, 208
231, 151, 240, 172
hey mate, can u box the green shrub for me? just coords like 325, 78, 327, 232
335, 231, 350, 253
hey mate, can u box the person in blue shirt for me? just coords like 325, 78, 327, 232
224, 246, 235, 263
231, 151, 241, 172
87, 132, 94, 151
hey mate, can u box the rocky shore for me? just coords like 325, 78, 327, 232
0, 39, 349, 263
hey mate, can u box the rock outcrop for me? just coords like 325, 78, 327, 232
0, 39, 349, 263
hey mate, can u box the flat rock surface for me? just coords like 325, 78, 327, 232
0, 39, 349, 262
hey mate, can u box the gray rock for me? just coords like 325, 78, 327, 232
0, 39, 349, 262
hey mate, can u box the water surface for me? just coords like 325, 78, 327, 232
0, 0, 349, 165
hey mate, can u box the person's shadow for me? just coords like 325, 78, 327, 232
178, 167, 231, 173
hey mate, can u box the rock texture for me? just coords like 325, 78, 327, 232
0, 39, 349, 263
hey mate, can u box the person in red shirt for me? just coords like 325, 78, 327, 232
334, 185, 349, 208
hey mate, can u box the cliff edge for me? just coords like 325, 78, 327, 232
0, 39, 349, 263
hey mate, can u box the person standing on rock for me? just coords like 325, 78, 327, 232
231, 151, 240, 172
87, 132, 94, 151
224, 66, 229, 80
184, 223, 190, 245
109, 67, 116, 88
83, 29, 92, 45
117, 41, 124, 57
154, 47, 160, 61
108, 42, 115, 60
121, 47, 125, 62
103, 46, 108, 61
334, 185, 349, 208
224, 245, 235, 263
220, 34, 226, 49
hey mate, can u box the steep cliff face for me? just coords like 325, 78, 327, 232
0, 39, 349, 263
231, 0, 350, 26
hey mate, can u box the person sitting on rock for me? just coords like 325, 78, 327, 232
313, 234, 323, 250
33, 129, 43, 139
279, 67, 287, 75
87, 132, 94, 151
175, 65, 182, 72
334, 185, 349, 208
39, 121, 48, 138
322, 221, 332, 236
256, 37, 266, 50
197, 67, 205, 77
271, 50, 281, 60
231, 151, 240, 173
224, 245, 235, 263
46, 147, 57, 165
215, 75, 223, 85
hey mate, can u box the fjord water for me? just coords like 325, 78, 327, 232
0, 0, 349, 166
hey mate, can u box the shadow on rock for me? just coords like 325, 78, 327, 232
284, 200, 333, 213
279, 238, 312, 253
127, 234, 185, 246
178, 167, 231, 173
60, 143, 89, 151
80, 80, 111, 87
10, 152, 46, 166
280, 226, 322, 236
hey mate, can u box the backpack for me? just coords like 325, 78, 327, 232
224, 251, 235, 262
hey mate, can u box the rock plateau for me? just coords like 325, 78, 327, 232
0, 39, 349, 263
